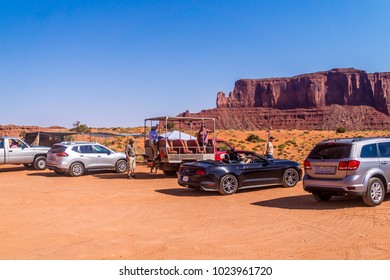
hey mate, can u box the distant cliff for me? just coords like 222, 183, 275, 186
216, 68, 390, 115
181, 68, 390, 130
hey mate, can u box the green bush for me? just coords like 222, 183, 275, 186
246, 133, 266, 143
336, 127, 346, 133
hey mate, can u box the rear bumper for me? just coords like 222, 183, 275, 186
177, 174, 218, 191
45, 163, 69, 172
303, 174, 366, 196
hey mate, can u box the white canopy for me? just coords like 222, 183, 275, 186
159, 130, 196, 140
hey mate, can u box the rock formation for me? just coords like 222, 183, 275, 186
182, 68, 390, 130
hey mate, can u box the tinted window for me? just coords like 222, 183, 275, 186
0, 138, 4, 149
49, 145, 67, 153
308, 143, 352, 159
72, 146, 79, 153
361, 144, 378, 158
80, 145, 94, 153
378, 142, 390, 157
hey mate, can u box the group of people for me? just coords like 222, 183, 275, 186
124, 124, 275, 179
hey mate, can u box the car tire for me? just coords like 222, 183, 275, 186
312, 192, 332, 202
69, 162, 84, 177
363, 178, 385, 207
218, 174, 239, 195
115, 159, 128, 173
282, 168, 299, 187
33, 156, 46, 170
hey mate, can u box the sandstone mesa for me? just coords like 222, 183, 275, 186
181, 68, 390, 130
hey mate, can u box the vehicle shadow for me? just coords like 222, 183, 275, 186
156, 188, 216, 197
251, 194, 382, 210
27, 171, 62, 178
0, 166, 27, 173
93, 171, 170, 180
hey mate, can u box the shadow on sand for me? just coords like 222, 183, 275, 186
93, 171, 171, 180
251, 194, 389, 210
156, 188, 216, 197
0, 166, 27, 173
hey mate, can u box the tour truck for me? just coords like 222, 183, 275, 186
144, 116, 233, 175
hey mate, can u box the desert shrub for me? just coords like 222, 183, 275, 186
246, 133, 266, 143
284, 140, 297, 146
336, 127, 346, 133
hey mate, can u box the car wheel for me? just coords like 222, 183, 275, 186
69, 162, 84, 177
282, 168, 299, 187
363, 178, 385, 207
33, 156, 46, 170
312, 192, 332, 202
218, 174, 239, 195
115, 159, 128, 173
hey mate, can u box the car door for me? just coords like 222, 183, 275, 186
378, 141, 390, 190
93, 145, 114, 169
78, 145, 98, 169
0, 137, 5, 164
237, 158, 278, 187
6, 138, 34, 164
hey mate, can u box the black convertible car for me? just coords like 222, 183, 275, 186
177, 150, 302, 195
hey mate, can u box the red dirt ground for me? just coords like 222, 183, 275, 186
1, 164, 390, 260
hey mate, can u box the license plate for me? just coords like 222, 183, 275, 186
182, 176, 189, 182
317, 166, 335, 174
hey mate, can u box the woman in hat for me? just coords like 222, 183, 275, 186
125, 139, 137, 178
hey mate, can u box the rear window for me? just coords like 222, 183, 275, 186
308, 143, 352, 160
48, 145, 67, 153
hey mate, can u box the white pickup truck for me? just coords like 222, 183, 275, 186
0, 136, 50, 170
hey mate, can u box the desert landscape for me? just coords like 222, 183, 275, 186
2, 128, 390, 260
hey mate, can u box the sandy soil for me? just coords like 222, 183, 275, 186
2, 163, 390, 260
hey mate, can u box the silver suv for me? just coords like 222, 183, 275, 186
46, 142, 128, 177
303, 137, 390, 206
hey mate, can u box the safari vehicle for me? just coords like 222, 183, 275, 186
0, 136, 50, 170
144, 116, 233, 175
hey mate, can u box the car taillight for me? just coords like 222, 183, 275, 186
195, 169, 205, 175
56, 152, 69, 157
338, 160, 360, 170
304, 160, 311, 169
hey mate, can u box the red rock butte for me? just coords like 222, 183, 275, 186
180, 68, 390, 130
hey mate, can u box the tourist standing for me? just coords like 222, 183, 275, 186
125, 139, 137, 179
264, 136, 275, 159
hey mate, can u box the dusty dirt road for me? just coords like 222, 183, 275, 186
1, 164, 390, 260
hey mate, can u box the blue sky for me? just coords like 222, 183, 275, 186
1, 0, 390, 128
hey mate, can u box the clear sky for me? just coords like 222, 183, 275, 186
1, 0, 390, 128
